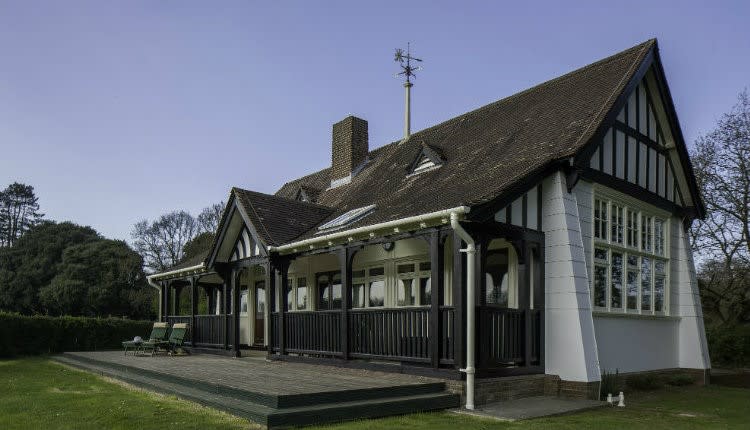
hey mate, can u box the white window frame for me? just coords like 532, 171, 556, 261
395, 258, 431, 307
591, 188, 670, 317
286, 276, 309, 312
351, 264, 386, 308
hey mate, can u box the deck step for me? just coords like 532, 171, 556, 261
53, 354, 460, 429
56, 352, 447, 407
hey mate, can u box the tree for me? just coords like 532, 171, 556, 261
0, 182, 44, 247
130, 202, 224, 273
38, 240, 154, 318
197, 202, 224, 234
691, 90, 750, 325
131, 210, 198, 273
0, 221, 100, 314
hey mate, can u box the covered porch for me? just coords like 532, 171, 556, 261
156, 217, 545, 378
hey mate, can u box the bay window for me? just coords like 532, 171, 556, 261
592, 193, 669, 315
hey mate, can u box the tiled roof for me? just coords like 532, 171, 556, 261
232, 187, 334, 246
276, 39, 655, 240
156, 39, 658, 274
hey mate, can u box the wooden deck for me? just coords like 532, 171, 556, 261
54, 351, 459, 428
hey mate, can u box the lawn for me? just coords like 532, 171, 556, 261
1, 358, 748, 430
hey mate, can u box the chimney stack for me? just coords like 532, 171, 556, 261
331, 116, 368, 187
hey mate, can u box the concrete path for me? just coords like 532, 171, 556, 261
454, 396, 605, 421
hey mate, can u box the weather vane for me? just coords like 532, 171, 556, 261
394, 42, 422, 84
394, 43, 423, 140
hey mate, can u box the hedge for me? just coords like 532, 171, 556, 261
0, 312, 154, 357
706, 324, 750, 367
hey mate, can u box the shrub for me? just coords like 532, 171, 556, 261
600, 368, 623, 400
627, 373, 662, 391
706, 324, 750, 367
0, 312, 153, 357
665, 374, 695, 386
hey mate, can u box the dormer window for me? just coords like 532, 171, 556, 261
317, 204, 376, 232
295, 186, 319, 204
407, 142, 444, 176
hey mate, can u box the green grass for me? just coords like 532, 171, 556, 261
0, 358, 254, 430
2, 358, 749, 430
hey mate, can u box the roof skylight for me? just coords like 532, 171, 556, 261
317, 204, 376, 232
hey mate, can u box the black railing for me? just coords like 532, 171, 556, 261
192, 315, 225, 347
348, 307, 430, 362
478, 306, 542, 368
285, 310, 342, 356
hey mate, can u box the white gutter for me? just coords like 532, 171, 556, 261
269, 206, 471, 253
451, 211, 476, 410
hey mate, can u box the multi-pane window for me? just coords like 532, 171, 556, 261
592, 194, 669, 315
317, 272, 342, 310
594, 199, 608, 240
396, 261, 431, 306
611, 204, 624, 244
286, 277, 308, 311
626, 209, 638, 248
352, 266, 385, 308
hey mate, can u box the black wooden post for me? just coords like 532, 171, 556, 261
275, 259, 290, 356
159, 282, 166, 321
173, 285, 182, 316
517, 241, 533, 367
452, 231, 465, 370
474, 235, 487, 369
190, 277, 198, 345
164, 281, 172, 319
223, 272, 230, 350
429, 230, 444, 368
265, 261, 274, 354
232, 270, 241, 356
338, 247, 354, 360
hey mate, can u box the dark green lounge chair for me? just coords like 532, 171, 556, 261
122, 322, 169, 355
140, 323, 188, 356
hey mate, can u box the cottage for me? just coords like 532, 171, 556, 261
148, 39, 710, 408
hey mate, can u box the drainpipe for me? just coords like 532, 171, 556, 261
146, 275, 162, 321
450, 212, 476, 410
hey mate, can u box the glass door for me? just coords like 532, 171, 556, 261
253, 281, 265, 345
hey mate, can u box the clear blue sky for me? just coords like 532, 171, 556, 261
1, 1, 748, 241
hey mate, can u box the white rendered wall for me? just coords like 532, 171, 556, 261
672, 222, 711, 369
593, 316, 678, 372
542, 172, 601, 382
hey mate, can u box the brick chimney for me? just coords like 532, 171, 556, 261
330, 116, 368, 187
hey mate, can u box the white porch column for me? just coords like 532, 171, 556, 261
541, 171, 601, 382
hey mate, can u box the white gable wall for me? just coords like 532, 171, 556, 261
673, 220, 711, 370
577, 178, 710, 373
542, 171, 601, 382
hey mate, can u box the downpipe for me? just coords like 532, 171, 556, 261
450, 212, 476, 410
146, 275, 162, 321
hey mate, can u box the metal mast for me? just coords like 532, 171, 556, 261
395, 43, 422, 140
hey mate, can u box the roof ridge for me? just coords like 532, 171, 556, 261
234, 186, 334, 210
398, 39, 656, 143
